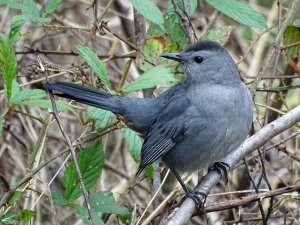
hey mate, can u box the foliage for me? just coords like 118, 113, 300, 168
0, 0, 298, 224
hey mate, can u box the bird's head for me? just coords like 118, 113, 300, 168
161, 41, 241, 84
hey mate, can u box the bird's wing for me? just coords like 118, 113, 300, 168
135, 95, 190, 177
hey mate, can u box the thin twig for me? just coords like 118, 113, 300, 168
40, 58, 95, 225
171, 0, 193, 44
202, 184, 300, 213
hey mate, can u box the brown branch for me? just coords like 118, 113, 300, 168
100, 22, 138, 50
281, 40, 300, 50
203, 184, 300, 213
15, 47, 136, 59
41, 59, 95, 225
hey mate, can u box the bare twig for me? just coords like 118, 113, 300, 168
100, 22, 138, 50
170, 0, 193, 44
203, 184, 300, 213
40, 58, 95, 225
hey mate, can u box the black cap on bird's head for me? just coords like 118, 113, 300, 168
160, 40, 240, 83
160, 41, 225, 62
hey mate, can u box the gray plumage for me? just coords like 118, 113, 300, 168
45, 40, 253, 201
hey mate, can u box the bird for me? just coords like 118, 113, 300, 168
45, 40, 253, 207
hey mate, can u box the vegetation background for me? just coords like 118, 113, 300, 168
0, 0, 300, 224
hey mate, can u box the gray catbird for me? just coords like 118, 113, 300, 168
45, 40, 253, 206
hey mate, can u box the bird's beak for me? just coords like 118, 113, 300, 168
160, 53, 182, 62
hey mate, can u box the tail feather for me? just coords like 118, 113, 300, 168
44, 82, 121, 113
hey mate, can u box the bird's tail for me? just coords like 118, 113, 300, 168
44, 82, 121, 113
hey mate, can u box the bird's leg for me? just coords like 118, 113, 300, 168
210, 162, 230, 184
170, 168, 206, 210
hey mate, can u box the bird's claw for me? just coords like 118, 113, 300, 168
211, 162, 230, 184
185, 189, 206, 212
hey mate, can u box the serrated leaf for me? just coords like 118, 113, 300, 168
52, 191, 69, 206
122, 65, 177, 92
0, 35, 17, 99
0, 116, 4, 136
205, 0, 267, 29
283, 26, 300, 60
200, 26, 234, 45
131, 0, 164, 30
44, 0, 62, 16
10, 88, 46, 104
87, 107, 116, 130
76, 45, 111, 89
62, 141, 105, 202
122, 128, 142, 162
90, 191, 128, 214
21, 0, 49, 23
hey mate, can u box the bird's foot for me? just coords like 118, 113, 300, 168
184, 189, 206, 212
211, 162, 230, 184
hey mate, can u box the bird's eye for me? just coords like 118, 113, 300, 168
194, 56, 203, 64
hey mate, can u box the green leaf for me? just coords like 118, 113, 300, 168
21, 0, 49, 23
10, 88, 46, 104
283, 26, 300, 60
8, 81, 75, 113
122, 128, 143, 162
18, 210, 36, 223
52, 191, 69, 206
167, 0, 197, 16
7, 191, 22, 207
62, 141, 105, 202
205, 0, 267, 29
44, 0, 62, 16
0, 35, 17, 99
0, 212, 18, 225
90, 191, 128, 214
0, 0, 48, 23
164, 13, 187, 48
200, 26, 234, 45
145, 164, 154, 179
131, 0, 164, 30
73, 204, 104, 225
0, 0, 22, 9
0, 116, 4, 136
76, 45, 111, 89
87, 107, 116, 130
137, 37, 166, 71
147, 23, 165, 36
165, 0, 198, 47
122, 65, 177, 93
0, 210, 35, 224
8, 16, 24, 43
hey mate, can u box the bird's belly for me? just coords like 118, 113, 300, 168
162, 122, 249, 173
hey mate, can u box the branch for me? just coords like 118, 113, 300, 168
204, 184, 300, 213
40, 58, 95, 225
163, 104, 300, 225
